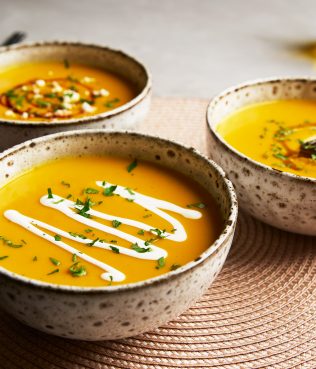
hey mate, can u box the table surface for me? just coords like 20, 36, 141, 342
1, 0, 316, 98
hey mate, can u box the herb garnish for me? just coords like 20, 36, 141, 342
72, 254, 77, 262
84, 229, 93, 233
69, 262, 87, 277
112, 220, 122, 228
125, 187, 135, 195
75, 198, 92, 218
49, 257, 61, 266
103, 185, 117, 197
187, 202, 206, 209
104, 98, 120, 108
137, 229, 145, 235
127, 159, 138, 173
89, 237, 99, 246
64, 59, 70, 69
108, 275, 113, 286
47, 268, 59, 275
54, 235, 61, 241
156, 257, 166, 270
0, 256, 8, 260
84, 187, 99, 194
170, 264, 181, 271
131, 243, 151, 253
0, 235, 22, 248
33, 256, 38, 261
61, 180, 70, 187
110, 246, 120, 254
47, 188, 53, 199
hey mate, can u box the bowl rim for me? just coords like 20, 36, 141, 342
0, 40, 152, 126
0, 129, 238, 294
207, 76, 316, 185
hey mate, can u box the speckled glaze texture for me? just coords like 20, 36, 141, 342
0, 130, 237, 340
0, 42, 151, 151
207, 77, 316, 236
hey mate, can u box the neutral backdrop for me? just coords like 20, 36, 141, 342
1, 0, 316, 98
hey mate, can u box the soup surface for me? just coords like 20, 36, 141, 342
217, 99, 316, 178
0, 156, 222, 287
0, 61, 136, 121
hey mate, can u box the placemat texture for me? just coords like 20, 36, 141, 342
0, 97, 315, 369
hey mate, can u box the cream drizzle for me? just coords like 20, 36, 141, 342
4, 181, 202, 283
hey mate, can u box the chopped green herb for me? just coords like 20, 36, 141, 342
171, 228, 177, 233
84, 187, 99, 194
44, 93, 57, 98
103, 185, 117, 197
156, 257, 166, 270
108, 275, 113, 286
125, 187, 135, 195
131, 243, 151, 253
104, 98, 120, 108
5, 90, 17, 98
89, 237, 99, 246
36, 100, 50, 108
0, 235, 22, 248
54, 235, 61, 241
64, 59, 70, 69
33, 256, 38, 261
110, 240, 118, 244
84, 229, 93, 233
66, 194, 72, 199
75, 198, 92, 218
312, 154, 316, 160
137, 229, 145, 235
110, 245, 120, 254
150, 228, 166, 238
126, 198, 134, 202
72, 254, 77, 262
112, 220, 122, 228
47, 188, 53, 199
61, 180, 70, 187
143, 213, 152, 218
170, 264, 181, 271
0, 256, 8, 260
273, 153, 288, 160
187, 202, 206, 209
21, 239, 27, 244
69, 262, 87, 277
127, 159, 138, 173
49, 257, 61, 266
47, 268, 59, 275
53, 199, 64, 204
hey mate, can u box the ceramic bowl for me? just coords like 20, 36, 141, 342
0, 130, 237, 341
206, 77, 316, 236
0, 41, 151, 151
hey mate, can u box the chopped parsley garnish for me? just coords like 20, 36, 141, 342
127, 159, 138, 173
84, 187, 99, 194
69, 262, 87, 277
75, 198, 92, 218
49, 257, 61, 266
61, 180, 70, 187
170, 264, 181, 271
150, 228, 166, 238
0, 256, 8, 260
137, 229, 145, 235
171, 228, 177, 233
0, 235, 22, 248
47, 268, 59, 275
103, 185, 117, 197
131, 243, 151, 253
64, 59, 70, 69
104, 98, 120, 108
273, 152, 288, 160
108, 275, 113, 286
110, 245, 120, 254
187, 202, 206, 209
156, 257, 166, 270
112, 220, 122, 228
36, 100, 50, 108
33, 256, 38, 261
143, 213, 152, 218
54, 235, 61, 241
72, 254, 78, 263
84, 229, 93, 233
69, 232, 87, 239
66, 194, 72, 199
47, 188, 53, 199
110, 240, 118, 244
53, 199, 64, 204
89, 237, 99, 246
125, 187, 135, 195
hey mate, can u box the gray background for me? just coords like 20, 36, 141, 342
1, 0, 316, 98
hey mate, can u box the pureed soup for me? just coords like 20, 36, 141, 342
0, 60, 136, 121
217, 99, 316, 178
0, 156, 222, 287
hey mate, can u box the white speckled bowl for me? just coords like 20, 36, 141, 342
0, 130, 237, 341
207, 77, 316, 236
0, 41, 151, 151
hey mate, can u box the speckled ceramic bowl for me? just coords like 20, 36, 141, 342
0, 130, 237, 340
207, 77, 316, 236
0, 41, 151, 151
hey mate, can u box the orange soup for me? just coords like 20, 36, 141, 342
217, 99, 316, 178
0, 156, 222, 287
0, 61, 136, 121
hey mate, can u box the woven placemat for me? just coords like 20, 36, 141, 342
0, 97, 316, 369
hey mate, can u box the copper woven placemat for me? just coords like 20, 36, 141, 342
0, 97, 316, 369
